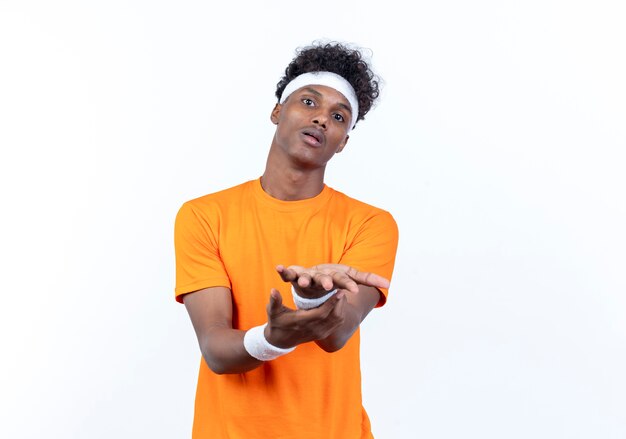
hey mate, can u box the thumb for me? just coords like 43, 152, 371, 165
267, 288, 283, 317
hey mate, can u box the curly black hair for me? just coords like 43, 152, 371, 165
275, 42, 380, 127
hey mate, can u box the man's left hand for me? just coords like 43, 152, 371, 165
275, 263, 389, 299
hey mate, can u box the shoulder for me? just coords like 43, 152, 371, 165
328, 187, 397, 227
186, 180, 254, 208
178, 180, 254, 214
175, 180, 256, 233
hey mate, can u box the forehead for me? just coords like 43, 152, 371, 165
293, 85, 352, 109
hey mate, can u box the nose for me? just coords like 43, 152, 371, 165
312, 114, 328, 130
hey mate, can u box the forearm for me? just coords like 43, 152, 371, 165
199, 325, 263, 374
183, 288, 267, 375
277, 265, 388, 353
314, 305, 362, 352
315, 286, 380, 352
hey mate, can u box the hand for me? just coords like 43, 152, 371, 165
276, 263, 390, 298
263, 288, 347, 348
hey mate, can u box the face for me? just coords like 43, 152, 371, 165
270, 85, 352, 170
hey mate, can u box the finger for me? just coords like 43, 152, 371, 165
346, 267, 390, 289
280, 267, 299, 283
322, 292, 346, 334
266, 288, 283, 317
286, 265, 306, 274
332, 291, 347, 318
297, 272, 313, 288
276, 265, 294, 282
314, 291, 343, 317
330, 271, 360, 294
313, 264, 391, 289
312, 272, 335, 291
276, 265, 304, 283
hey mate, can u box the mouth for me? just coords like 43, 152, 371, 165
302, 128, 325, 146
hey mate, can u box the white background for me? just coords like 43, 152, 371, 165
1, 1, 625, 438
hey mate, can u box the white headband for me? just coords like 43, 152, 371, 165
279, 71, 359, 130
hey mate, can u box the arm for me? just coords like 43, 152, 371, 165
315, 285, 380, 352
183, 286, 261, 375
276, 264, 390, 352
177, 203, 350, 373
183, 285, 349, 374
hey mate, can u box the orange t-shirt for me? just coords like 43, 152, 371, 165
175, 179, 399, 439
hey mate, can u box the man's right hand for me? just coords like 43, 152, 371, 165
263, 288, 347, 349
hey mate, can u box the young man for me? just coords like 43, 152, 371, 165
175, 42, 399, 438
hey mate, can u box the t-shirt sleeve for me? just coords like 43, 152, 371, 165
339, 209, 399, 307
174, 201, 232, 303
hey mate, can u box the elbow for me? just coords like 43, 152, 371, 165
316, 334, 349, 353
200, 347, 232, 375
200, 343, 258, 375
209, 366, 230, 375
205, 359, 229, 375
317, 317, 360, 352
202, 353, 225, 375
319, 342, 345, 353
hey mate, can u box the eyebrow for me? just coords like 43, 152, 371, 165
301, 87, 352, 115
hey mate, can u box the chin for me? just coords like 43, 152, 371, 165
291, 155, 326, 170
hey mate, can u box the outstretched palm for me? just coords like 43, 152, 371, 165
276, 263, 390, 298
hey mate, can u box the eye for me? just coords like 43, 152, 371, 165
333, 113, 345, 122
302, 98, 315, 106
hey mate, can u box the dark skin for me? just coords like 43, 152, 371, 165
183, 84, 390, 374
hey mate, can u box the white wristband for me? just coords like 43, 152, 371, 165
243, 323, 295, 361
291, 285, 338, 310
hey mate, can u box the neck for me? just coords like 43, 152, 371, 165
261, 147, 326, 201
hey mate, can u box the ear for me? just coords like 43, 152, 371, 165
270, 103, 282, 125
336, 135, 349, 153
